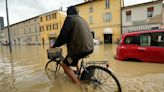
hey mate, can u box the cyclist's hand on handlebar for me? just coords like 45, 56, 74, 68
49, 45, 54, 48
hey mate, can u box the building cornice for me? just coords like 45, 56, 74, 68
75, 0, 102, 6
4, 10, 65, 28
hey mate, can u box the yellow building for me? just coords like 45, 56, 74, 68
76, 0, 121, 43
39, 10, 66, 45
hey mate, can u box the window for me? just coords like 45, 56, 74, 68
34, 18, 37, 22
40, 26, 44, 32
126, 11, 131, 22
49, 25, 51, 30
29, 27, 31, 33
29, 36, 32, 41
140, 34, 151, 46
158, 34, 164, 42
104, 12, 112, 22
126, 15, 131, 22
151, 32, 164, 47
40, 17, 43, 22
52, 13, 57, 19
139, 32, 164, 47
89, 3, 93, 12
46, 25, 51, 31
105, 0, 110, 8
89, 16, 93, 24
147, 7, 154, 18
46, 15, 51, 21
124, 36, 138, 44
53, 24, 58, 30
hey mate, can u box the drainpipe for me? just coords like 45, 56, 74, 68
120, 0, 124, 35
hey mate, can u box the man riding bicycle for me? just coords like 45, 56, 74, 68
51, 6, 94, 85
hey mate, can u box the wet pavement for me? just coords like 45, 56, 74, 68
0, 44, 164, 92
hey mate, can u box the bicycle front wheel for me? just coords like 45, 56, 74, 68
45, 60, 64, 80
84, 65, 122, 92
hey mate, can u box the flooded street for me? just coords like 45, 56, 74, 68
0, 44, 164, 92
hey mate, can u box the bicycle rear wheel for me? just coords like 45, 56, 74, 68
45, 60, 64, 80
82, 65, 122, 92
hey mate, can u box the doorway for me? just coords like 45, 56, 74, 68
91, 31, 95, 39
104, 34, 112, 43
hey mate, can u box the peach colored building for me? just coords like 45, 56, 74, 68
76, 0, 122, 43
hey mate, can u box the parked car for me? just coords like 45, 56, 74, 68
115, 30, 164, 63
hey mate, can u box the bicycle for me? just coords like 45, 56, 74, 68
45, 47, 122, 92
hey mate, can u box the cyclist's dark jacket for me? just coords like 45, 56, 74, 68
53, 6, 94, 56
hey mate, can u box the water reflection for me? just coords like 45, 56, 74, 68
0, 44, 164, 92
0, 49, 16, 92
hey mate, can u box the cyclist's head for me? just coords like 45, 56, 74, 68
67, 6, 78, 15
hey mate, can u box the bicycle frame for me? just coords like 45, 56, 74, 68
46, 48, 122, 92
46, 57, 122, 92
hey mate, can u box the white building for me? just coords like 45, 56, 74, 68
122, 0, 163, 34
1, 16, 41, 45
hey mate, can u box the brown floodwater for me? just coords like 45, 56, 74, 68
0, 44, 164, 92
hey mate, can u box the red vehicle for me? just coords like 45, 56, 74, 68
115, 30, 164, 63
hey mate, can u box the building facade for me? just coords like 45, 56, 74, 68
76, 0, 121, 43
0, 17, 4, 28
1, 16, 41, 45
0, 10, 66, 45
122, 0, 163, 34
0, 28, 5, 45
39, 10, 66, 45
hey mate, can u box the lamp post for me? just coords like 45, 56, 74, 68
5, 0, 12, 52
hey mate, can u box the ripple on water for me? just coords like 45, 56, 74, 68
120, 73, 164, 92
